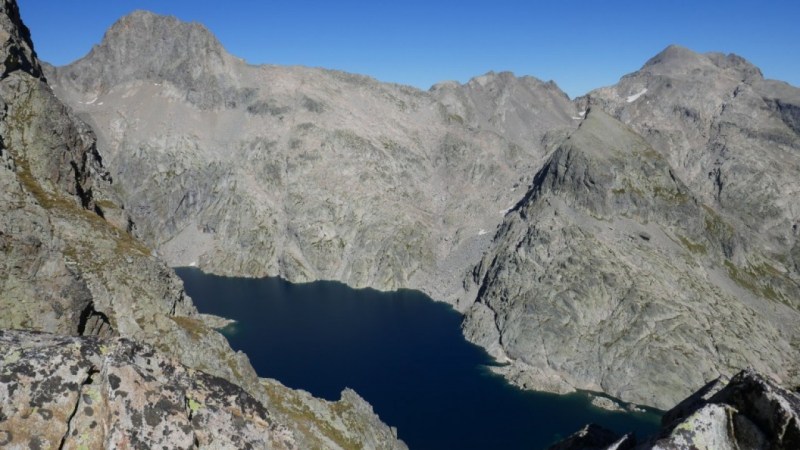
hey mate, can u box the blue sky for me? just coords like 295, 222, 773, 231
19, 0, 800, 98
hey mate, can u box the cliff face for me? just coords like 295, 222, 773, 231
581, 45, 800, 303
0, 1, 406, 447
461, 109, 800, 409
46, 10, 580, 303
460, 48, 800, 410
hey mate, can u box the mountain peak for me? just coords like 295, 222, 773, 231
102, 9, 223, 54
642, 44, 711, 72
1, 0, 43, 79
90, 9, 229, 71
55, 10, 245, 109
641, 44, 762, 81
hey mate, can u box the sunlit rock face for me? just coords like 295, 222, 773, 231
46, 10, 580, 302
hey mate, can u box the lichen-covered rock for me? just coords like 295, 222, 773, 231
260, 379, 405, 450
0, 330, 407, 450
0, 330, 295, 449
648, 368, 800, 449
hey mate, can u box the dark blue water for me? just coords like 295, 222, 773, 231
176, 267, 660, 449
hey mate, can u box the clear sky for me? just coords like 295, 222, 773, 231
18, 0, 800, 98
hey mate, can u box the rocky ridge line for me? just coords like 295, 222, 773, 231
46, 9, 580, 303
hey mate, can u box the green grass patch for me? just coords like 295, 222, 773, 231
724, 260, 788, 305
677, 235, 707, 255
170, 316, 209, 341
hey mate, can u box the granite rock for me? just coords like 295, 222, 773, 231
552, 369, 800, 450
39, 8, 800, 415
462, 109, 800, 409
46, 10, 579, 303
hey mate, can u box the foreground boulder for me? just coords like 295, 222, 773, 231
549, 368, 800, 449
0, 330, 293, 449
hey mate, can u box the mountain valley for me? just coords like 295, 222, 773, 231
2, 1, 800, 448
45, 10, 800, 410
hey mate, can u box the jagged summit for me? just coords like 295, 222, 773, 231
85, 9, 229, 67
53, 9, 245, 109
430, 70, 565, 94
0, 0, 43, 79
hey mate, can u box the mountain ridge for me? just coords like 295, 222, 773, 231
44, 8, 800, 411
46, 9, 581, 304
463, 108, 798, 408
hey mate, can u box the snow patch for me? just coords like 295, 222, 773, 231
478, 229, 488, 236
578, 110, 586, 116
626, 88, 647, 103
189, 261, 197, 267
571, 116, 582, 120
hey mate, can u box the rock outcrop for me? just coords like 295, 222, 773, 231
549, 368, 800, 449
0, 1, 406, 447
581, 45, 800, 312
0, 330, 293, 449
461, 108, 800, 409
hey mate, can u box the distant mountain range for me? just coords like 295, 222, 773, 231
41, 10, 800, 411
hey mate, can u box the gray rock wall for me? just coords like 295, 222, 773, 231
463, 109, 800, 409
46, 11, 580, 303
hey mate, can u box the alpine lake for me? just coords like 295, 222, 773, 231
176, 267, 661, 450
